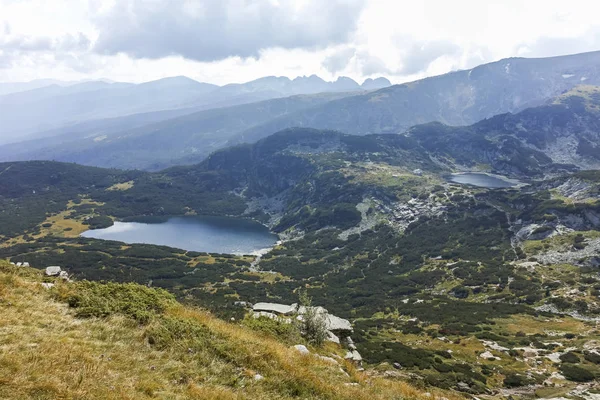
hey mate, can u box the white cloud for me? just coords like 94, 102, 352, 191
92, 0, 367, 62
0, 0, 599, 85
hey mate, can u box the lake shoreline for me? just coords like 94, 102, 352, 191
82, 215, 279, 255
448, 172, 526, 188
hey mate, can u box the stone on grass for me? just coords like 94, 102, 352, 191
45, 266, 62, 276
292, 344, 310, 355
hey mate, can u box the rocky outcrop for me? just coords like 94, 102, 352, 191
45, 266, 62, 276
251, 301, 361, 362
253, 302, 298, 316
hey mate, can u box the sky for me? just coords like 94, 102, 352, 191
1, 0, 600, 85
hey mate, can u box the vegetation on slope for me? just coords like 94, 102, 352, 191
0, 261, 458, 400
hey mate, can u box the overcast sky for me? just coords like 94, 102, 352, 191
1, 0, 600, 85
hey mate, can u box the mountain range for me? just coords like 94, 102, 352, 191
0, 51, 599, 171
0, 74, 390, 145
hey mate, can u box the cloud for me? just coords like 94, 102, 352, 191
93, 0, 366, 62
356, 52, 392, 76
397, 38, 461, 75
322, 47, 356, 74
516, 29, 600, 58
0, 32, 91, 53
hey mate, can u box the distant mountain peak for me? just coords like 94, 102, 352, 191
361, 77, 391, 90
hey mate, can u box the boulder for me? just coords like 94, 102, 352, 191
45, 266, 62, 276
479, 351, 500, 360
292, 344, 310, 355
317, 355, 338, 365
326, 331, 340, 344
324, 314, 353, 334
16, 262, 22, 267
253, 373, 264, 381
58, 271, 69, 280
40, 282, 55, 289
351, 350, 362, 362
253, 302, 297, 315
22, 262, 30, 267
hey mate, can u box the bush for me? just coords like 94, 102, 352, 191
56, 280, 175, 323
584, 351, 600, 364
299, 291, 328, 347
503, 373, 533, 388
559, 351, 580, 363
560, 364, 595, 382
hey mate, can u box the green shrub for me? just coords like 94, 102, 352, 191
560, 364, 595, 382
299, 291, 328, 347
584, 351, 600, 364
57, 280, 175, 323
503, 373, 533, 388
559, 351, 580, 363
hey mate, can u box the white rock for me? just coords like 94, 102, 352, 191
16, 262, 22, 267
344, 351, 353, 359
351, 350, 362, 362
254, 373, 264, 381
292, 345, 310, 355
326, 331, 340, 344
317, 355, 338, 365
253, 302, 297, 315
58, 270, 69, 280
325, 314, 353, 333
45, 266, 62, 276
22, 262, 30, 267
253, 311, 278, 320
40, 282, 55, 289
480, 351, 500, 360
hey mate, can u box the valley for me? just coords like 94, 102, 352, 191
1, 51, 600, 399
1, 114, 599, 397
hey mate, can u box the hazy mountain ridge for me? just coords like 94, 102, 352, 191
0, 92, 363, 170
0, 74, 390, 145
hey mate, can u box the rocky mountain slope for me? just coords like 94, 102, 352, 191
239, 51, 600, 140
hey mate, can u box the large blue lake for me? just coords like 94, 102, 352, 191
81, 216, 278, 254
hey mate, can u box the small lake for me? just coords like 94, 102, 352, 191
81, 216, 278, 255
448, 173, 518, 188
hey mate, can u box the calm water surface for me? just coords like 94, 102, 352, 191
449, 173, 518, 188
81, 216, 278, 254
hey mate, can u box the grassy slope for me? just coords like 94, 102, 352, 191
0, 261, 460, 400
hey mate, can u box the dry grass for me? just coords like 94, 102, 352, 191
106, 181, 135, 191
0, 262, 462, 400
